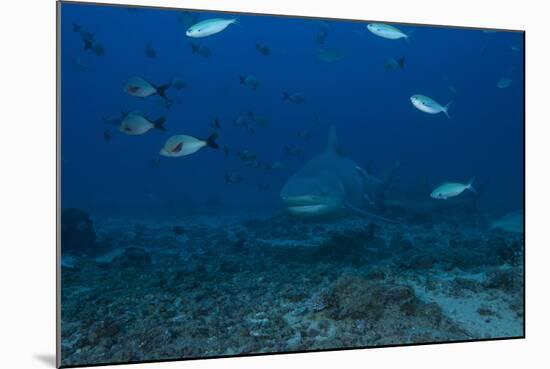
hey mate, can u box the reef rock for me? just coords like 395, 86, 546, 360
61, 208, 97, 256
109, 247, 152, 269
326, 275, 414, 320
323, 275, 447, 332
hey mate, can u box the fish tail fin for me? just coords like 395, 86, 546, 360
467, 177, 477, 193
156, 84, 170, 99
153, 118, 166, 131
283, 92, 289, 100
205, 132, 219, 149
83, 39, 92, 50
398, 57, 405, 69
238, 74, 246, 84
444, 101, 453, 119
72, 22, 81, 33
191, 43, 199, 54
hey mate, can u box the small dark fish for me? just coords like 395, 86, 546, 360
297, 130, 312, 139
247, 110, 268, 127
284, 145, 303, 157
257, 183, 270, 191
245, 160, 262, 169
316, 27, 328, 45
71, 57, 87, 71
171, 79, 186, 90
103, 129, 111, 142
72, 22, 83, 34
233, 116, 256, 134
73, 23, 104, 56
283, 92, 304, 104
82, 38, 93, 51
385, 56, 405, 70
239, 74, 260, 91
191, 43, 211, 58
73, 23, 94, 43
237, 150, 257, 162
211, 117, 221, 130
173, 225, 185, 235
157, 97, 182, 110
145, 43, 157, 58
224, 172, 243, 184
151, 157, 160, 168
233, 116, 249, 128
264, 161, 285, 170
223, 145, 231, 156
317, 47, 345, 63
92, 42, 105, 56
255, 42, 271, 56
245, 124, 256, 134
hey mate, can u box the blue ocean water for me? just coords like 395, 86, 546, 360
60, 2, 523, 215
59, 2, 524, 367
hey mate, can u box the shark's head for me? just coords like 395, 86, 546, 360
280, 172, 345, 217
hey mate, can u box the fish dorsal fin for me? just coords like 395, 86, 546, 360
327, 126, 342, 155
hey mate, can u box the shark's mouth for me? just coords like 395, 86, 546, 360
282, 195, 339, 216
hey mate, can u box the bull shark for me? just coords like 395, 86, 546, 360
280, 127, 399, 222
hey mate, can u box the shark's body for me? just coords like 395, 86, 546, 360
280, 127, 398, 222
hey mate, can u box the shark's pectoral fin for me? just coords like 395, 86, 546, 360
345, 203, 400, 224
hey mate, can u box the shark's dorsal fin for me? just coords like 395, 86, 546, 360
327, 126, 343, 155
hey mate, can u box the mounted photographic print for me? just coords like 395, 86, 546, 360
57, 1, 525, 367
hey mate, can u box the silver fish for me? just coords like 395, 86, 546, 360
119, 112, 166, 135
367, 23, 408, 40
160, 133, 218, 157
186, 18, 237, 38
239, 74, 260, 90
283, 92, 304, 104
410, 94, 452, 118
430, 178, 476, 200
124, 77, 171, 99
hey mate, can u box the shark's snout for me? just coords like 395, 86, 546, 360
281, 193, 340, 216
280, 171, 346, 217
282, 196, 332, 216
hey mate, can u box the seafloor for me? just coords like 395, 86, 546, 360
60, 208, 524, 366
